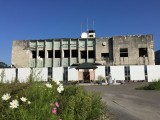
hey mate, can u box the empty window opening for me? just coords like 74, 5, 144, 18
64, 50, 70, 58
39, 50, 45, 58
139, 48, 148, 57
88, 50, 95, 58
120, 48, 128, 57
101, 53, 109, 58
55, 50, 61, 58
89, 35, 93, 37
31, 51, 36, 58
48, 50, 53, 58
81, 51, 87, 59
72, 50, 78, 57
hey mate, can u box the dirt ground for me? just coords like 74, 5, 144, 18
84, 82, 160, 120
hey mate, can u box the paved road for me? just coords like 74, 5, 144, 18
84, 82, 160, 120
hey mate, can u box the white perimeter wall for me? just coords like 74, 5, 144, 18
147, 65, 160, 82
68, 67, 78, 81
18, 68, 31, 83
52, 67, 63, 81
130, 65, 145, 80
95, 66, 105, 80
0, 68, 16, 83
110, 66, 125, 80
32, 68, 48, 81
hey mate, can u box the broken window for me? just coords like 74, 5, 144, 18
31, 50, 36, 58
88, 50, 95, 58
39, 50, 45, 58
80, 51, 87, 59
120, 48, 128, 57
139, 48, 148, 57
72, 50, 78, 57
48, 50, 53, 58
101, 53, 109, 58
55, 50, 61, 58
64, 50, 70, 58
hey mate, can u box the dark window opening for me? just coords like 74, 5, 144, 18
89, 35, 93, 37
120, 48, 128, 57
55, 50, 61, 58
101, 53, 109, 58
31, 51, 36, 58
64, 50, 70, 58
39, 50, 45, 58
81, 51, 87, 59
139, 48, 148, 57
72, 50, 78, 57
48, 50, 53, 58
88, 50, 95, 58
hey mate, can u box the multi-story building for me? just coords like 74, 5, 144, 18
12, 30, 155, 68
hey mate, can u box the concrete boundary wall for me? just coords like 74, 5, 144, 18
0, 65, 160, 83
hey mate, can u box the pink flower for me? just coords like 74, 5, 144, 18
52, 107, 57, 114
55, 102, 59, 108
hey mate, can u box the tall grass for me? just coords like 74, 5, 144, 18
0, 81, 108, 120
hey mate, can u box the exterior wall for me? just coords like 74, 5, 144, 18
12, 34, 155, 68
113, 34, 155, 65
12, 41, 30, 67
147, 65, 160, 82
32, 68, 48, 81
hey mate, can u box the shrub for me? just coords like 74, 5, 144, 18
143, 80, 160, 90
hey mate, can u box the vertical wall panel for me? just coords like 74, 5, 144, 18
18, 68, 31, 83
130, 65, 145, 80
0, 68, 16, 83
147, 65, 160, 82
68, 67, 78, 81
32, 68, 48, 81
52, 67, 63, 81
110, 66, 125, 80
95, 66, 105, 80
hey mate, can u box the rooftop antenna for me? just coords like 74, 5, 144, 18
87, 17, 89, 32
92, 19, 94, 30
81, 22, 83, 34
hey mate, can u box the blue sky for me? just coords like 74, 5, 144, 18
0, 0, 160, 65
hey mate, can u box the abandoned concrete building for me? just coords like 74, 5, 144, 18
12, 30, 155, 68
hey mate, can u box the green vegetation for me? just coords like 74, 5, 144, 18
137, 80, 160, 90
0, 81, 108, 120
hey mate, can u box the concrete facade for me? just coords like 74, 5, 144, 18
12, 34, 155, 68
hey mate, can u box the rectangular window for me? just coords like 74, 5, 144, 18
101, 53, 109, 58
139, 48, 148, 57
31, 51, 36, 58
48, 50, 53, 58
88, 50, 95, 58
72, 50, 78, 57
64, 50, 70, 58
80, 51, 87, 59
39, 50, 45, 58
120, 48, 128, 57
55, 50, 61, 58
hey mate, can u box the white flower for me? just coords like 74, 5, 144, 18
2, 93, 11, 101
20, 97, 27, 102
45, 83, 52, 88
53, 79, 60, 85
27, 101, 31, 104
57, 84, 64, 93
10, 100, 19, 109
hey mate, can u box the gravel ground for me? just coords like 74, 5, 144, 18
84, 82, 160, 120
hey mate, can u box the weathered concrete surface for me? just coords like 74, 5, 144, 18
84, 83, 160, 120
